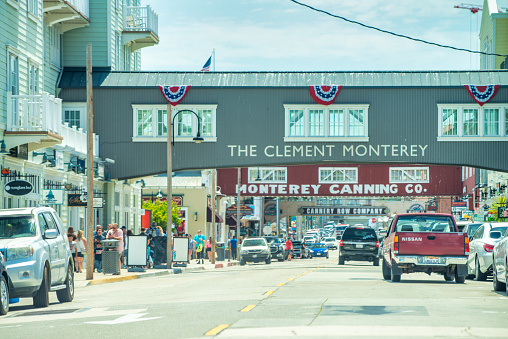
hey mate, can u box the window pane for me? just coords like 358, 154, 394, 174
319, 168, 357, 183
64, 110, 80, 128
137, 109, 152, 136
157, 109, 167, 136
177, 112, 193, 136
289, 110, 304, 136
198, 109, 213, 136
329, 109, 344, 136
349, 109, 364, 136
309, 109, 324, 136
484, 109, 499, 136
463, 109, 478, 136
442, 109, 457, 135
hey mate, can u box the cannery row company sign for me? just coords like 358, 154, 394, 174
300, 206, 389, 216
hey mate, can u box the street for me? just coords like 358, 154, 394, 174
1, 251, 507, 338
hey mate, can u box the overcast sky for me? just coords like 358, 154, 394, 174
140, 0, 483, 72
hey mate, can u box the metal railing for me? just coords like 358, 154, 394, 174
6, 92, 99, 156
64, 0, 90, 18
124, 5, 158, 37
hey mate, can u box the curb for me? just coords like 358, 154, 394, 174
77, 261, 239, 287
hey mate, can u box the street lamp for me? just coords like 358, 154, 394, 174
167, 108, 203, 269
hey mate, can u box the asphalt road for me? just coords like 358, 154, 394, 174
1, 251, 507, 338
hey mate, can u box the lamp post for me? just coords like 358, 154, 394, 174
167, 107, 203, 269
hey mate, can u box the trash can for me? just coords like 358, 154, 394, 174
102, 239, 120, 274
216, 242, 225, 261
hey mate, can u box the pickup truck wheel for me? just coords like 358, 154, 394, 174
33, 266, 49, 308
455, 273, 465, 284
373, 258, 379, 266
0, 275, 9, 315
57, 264, 74, 303
444, 273, 454, 281
474, 257, 487, 281
240, 260, 246, 266
338, 256, 345, 265
382, 259, 391, 280
391, 265, 401, 283
492, 266, 505, 291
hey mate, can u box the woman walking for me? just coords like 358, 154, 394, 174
205, 236, 212, 261
75, 230, 87, 273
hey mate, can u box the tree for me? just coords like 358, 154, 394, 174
142, 199, 182, 232
488, 196, 507, 221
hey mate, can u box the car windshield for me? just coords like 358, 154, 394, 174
467, 224, 482, 237
243, 239, 266, 247
490, 227, 508, 239
0, 215, 36, 239
312, 243, 327, 248
342, 228, 377, 241
395, 216, 455, 233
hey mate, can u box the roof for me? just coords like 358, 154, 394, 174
59, 69, 508, 88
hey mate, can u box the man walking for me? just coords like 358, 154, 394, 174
229, 236, 238, 260
194, 230, 206, 264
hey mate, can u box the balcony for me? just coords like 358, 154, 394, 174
43, 0, 90, 33
123, 5, 159, 51
6, 92, 99, 157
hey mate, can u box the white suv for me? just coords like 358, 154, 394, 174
0, 207, 74, 309
240, 238, 271, 265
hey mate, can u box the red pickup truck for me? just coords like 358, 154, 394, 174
382, 213, 469, 283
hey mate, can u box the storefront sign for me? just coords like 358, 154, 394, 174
226, 204, 254, 216
407, 203, 424, 213
451, 201, 468, 213
4, 180, 33, 196
68, 194, 104, 207
300, 206, 388, 216
264, 203, 280, 216
43, 189, 64, 205
55, 150, 65, 171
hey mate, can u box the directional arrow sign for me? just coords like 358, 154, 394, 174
85, 313, 161, 325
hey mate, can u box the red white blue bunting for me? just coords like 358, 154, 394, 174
158, 85, 191, 106
464, 85, 499, 106
309, 85, 343, 105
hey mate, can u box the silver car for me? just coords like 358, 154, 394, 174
493, 228, 508, 295
467, 222, 508, 281
0, 207, 74, 308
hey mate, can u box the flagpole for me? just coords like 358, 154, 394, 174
212, 48, 215, 71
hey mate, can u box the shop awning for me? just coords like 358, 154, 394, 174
226, 214, 244, 227
207, 206, 223, 223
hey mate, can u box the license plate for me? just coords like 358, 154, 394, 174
252, 255, 257, 258
356, 244, 364, 248
424, 256, 439, 264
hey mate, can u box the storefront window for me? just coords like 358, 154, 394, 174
442, 109, 457, 136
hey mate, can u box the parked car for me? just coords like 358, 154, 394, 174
240, 237, 271, 265
463, 223, 483, 238
339, 226, 380, 266
263, 236, 286, 262
467, 222, 508, 281
292, 241, 311, 259
0, 207, 74, 309
493, 228, 508, 294
310, 243, 329, 258
0, 251, 9, 315
323, 237, 337, 250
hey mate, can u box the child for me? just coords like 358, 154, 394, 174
94, 241, 103, 273
68, 234, 77, 270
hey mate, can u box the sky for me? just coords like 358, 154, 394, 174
140, 0, 484, 72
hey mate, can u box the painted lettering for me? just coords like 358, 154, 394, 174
311, 184, 321, 194
265, 146, 274, 157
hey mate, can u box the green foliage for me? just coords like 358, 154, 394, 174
488, 196, 507, 221
142, 199, 182, 232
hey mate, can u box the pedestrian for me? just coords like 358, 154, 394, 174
205, 236, 212, 261
156, 225, 165, 237
187, 234, 194, 262
106, 223, 124, 275
229, 236, 238, 260
67, 234, 77, 271
285, 237, 293, 261
75, 230, 87, 273
194, 230, 205, 264
67, 226, 77, 270
124, 229, 133, 266
94, 226, 104, 244
93, 225, 102, 237
120, 226, 127, 267
94, 241, 103, 273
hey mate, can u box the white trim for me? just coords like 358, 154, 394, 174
247, 167, 288, 184
132, 136, 217, 143
389, 167, 430, 184
437, 136, 508, 142
318, 167, 358, 184
284, 137, 369, 142
6, 0, 20, 10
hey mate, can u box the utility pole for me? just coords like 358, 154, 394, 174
211, 169, 216, 264
85, 44, 94, 280
166, 104, 173, 269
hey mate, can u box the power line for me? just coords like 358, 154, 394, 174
288, 0, 508, 58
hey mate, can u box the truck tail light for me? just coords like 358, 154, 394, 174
339, 240, 343, 247
483, 243, 494, 253
394, 235, 399, 254
376, 241, 379, 248
464, 236, 469, 255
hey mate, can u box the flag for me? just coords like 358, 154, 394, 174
201, 56, 212, 72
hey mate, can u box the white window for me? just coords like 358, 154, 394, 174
28, 62, 39, 95
284, 104, 369, 142
389, 167, 429, 183
28, 0, 39, 17
248, 167, 287, 183
7, 52, 19, 95
438, 104, 508, 141
115, 34, 121, 70
62, 104, 86, 130
319, 167, 358, 184
132, 104, 217, 142
49, 26, 61, 67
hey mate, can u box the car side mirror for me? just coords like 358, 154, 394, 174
44, 229, 58, 239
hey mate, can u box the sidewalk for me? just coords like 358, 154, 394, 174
74, 259, 239, 288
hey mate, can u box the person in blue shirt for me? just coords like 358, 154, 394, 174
194, 230, 206, 264
229, 236, 238, 260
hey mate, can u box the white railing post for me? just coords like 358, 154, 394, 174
41, 92, 49, 131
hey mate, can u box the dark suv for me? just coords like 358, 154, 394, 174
263, 236, 286, 262
339, 226, 379, 266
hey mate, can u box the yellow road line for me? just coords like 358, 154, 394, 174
287, 277, 295, 281
297, 274, 302, 277
241, 305, 256, 312
205, 324, 230, 336
276, 283, 285, 286
265, 290, 275, 296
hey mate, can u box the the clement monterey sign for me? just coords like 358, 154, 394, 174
300, 206, 389, 216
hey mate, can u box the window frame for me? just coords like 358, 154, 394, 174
7, 48, 19, 95
284, 104, 369, 142
132, 104, 218, 142
437, 104, 508, 141
248, 167, 288, 184
318, 167, 359, 184
28, 60, 40, 95
62, 103, 86, 131
389, 167, 430, 184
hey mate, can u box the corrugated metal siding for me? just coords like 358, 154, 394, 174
59, 85, 508, 179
